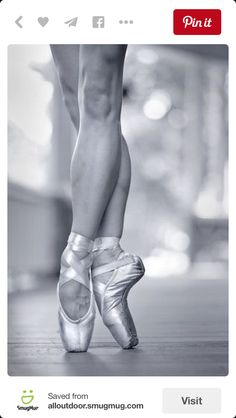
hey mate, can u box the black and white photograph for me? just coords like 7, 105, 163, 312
8, 44, 228, 376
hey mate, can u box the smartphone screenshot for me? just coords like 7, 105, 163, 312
0, 0, 235, 416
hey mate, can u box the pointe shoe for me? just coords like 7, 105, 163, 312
57, 233, 96, 352
92, 250, 145, 349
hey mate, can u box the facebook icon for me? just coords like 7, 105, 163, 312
93, 16, 105, 28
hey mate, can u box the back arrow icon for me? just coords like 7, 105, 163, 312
15, 16, 23, 28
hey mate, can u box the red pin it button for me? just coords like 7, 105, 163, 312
174, 9, 221, 35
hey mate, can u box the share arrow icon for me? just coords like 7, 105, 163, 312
65, 17, 78, 27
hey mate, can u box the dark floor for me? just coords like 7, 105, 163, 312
8, 275, 228, 376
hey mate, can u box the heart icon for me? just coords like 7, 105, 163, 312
38, 17, 49, 27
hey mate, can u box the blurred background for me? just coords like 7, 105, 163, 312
8, 45, 228, 376
8, 44, 228, 288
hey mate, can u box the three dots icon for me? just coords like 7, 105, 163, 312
119, 20, 134, 25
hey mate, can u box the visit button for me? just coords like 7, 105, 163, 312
174, 9, 221, 35
163, 388, 221, 414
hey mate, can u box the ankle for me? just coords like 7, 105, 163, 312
93, 247, 122, 267
92, 236, 123, 268
68, 232, 94, 252
60, 232, 94, 283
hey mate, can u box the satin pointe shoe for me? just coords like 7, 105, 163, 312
57, 233, 96, 352
92, 241, 145, 349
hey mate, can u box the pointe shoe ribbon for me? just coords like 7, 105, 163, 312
57, 233, 96, 352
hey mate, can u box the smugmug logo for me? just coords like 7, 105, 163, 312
21, 390, 34, 404
17, 390, 39, 412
